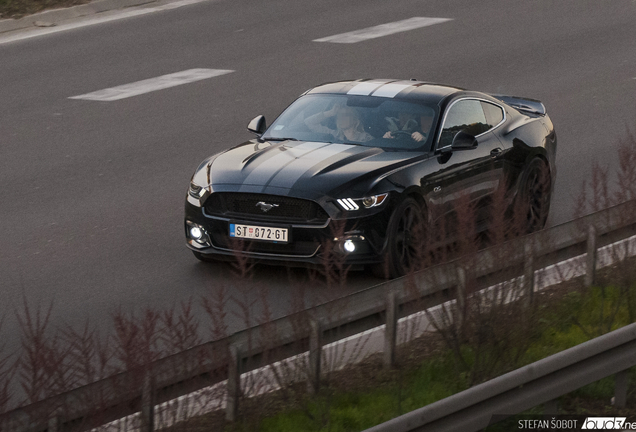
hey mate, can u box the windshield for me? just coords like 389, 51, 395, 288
263, 94, 437, 150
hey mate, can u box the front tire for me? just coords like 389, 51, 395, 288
383, 198, 427, 278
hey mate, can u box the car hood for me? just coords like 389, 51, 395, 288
203, 140, 425, 197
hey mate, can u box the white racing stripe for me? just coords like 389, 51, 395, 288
371, 83, 412, 98
347, 81, 385, 96
267, 143, 352, 188
69, 68, 234, 101
313, 16, 452, 44
239, 142, 329, 190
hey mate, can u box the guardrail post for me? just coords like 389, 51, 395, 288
226, 343, 241, 422
585, 225, 597, 288
456, 266, 466, 329
140, 368, 154, 432
524, 238, 535, 306
307, 319, 322, 395
384, 290, 398, 369
614, 370, 629, 408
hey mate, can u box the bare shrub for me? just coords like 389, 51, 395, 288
160, 300, 201, 354
201, 283, 229, 341
0, 316, 15, 415
570, 128, 636, 331
219, 222, 376, 429
262, 275, 312, 410
111, 308, 161, 371
57, 320, 114, 428
318, 220, 352, 290
59, 321, 109, 389
154, 301, 225, 431
418, 177, 546, 385
574, 128, 636, 218
227, 237, 257, 279
615, 129, 636, 203
15, 299, 60, 404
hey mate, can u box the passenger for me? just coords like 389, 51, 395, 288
305, 102, 373, 143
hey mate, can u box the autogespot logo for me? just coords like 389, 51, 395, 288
582, 417, 630, 429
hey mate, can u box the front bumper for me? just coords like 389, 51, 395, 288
184, 199, 391, 266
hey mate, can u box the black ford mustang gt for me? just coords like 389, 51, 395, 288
185, 79, 556, 277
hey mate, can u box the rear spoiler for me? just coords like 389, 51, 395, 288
490, 94, 546, 116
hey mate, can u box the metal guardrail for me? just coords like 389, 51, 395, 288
364, 322, 636, 432
2, 199, 636, 431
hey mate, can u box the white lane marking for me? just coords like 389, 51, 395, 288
347, 81, 384, 95
0, 0, 207, 45
68, 68, 234, 101
371, 83, 412, 98
313, 16, 452, 44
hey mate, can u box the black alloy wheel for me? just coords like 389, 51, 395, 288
520, 158, 551, 233
385, 198, 426, 278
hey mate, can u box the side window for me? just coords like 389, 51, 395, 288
481, 101, 504, 129
439, 99, 490, 148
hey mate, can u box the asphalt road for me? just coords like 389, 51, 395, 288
1, 0, 635, 354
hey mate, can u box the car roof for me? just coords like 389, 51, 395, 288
305, 79, 464, 105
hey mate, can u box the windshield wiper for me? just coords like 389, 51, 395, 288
320, 140, 362, 146
263, 137, 299, 142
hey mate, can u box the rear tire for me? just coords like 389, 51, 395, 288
517, 158, 551, 233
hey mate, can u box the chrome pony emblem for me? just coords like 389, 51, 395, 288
256, 201, 280, 213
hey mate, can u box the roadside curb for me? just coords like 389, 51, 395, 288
0, 0, 156, 34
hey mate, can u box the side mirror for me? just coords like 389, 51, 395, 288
247, 115, 267, 136
451, 131, 478, 150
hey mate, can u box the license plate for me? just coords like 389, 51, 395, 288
229, 223, 289, 243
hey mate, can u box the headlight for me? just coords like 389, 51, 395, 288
188, 181, 205, 198
337, 193, 388, 211
361, 194, 388, 208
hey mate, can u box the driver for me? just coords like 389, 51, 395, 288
383, 109, 434, 142
305, 101, 373, 143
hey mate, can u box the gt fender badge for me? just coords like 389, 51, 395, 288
256, 201, 280, 212
434, 186, 442, 193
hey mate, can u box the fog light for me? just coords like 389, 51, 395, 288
190, 226, 203, 240
343, 239, 356, 253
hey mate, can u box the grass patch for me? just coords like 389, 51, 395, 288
0, 0, 89, 20
222, 351, 467, 432
164, 279, 636, 432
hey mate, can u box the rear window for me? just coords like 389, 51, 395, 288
481, 101, 504, 128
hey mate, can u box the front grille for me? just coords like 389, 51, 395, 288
205, 193, 329, 224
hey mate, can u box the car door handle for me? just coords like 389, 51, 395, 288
490, 148, 503, 159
